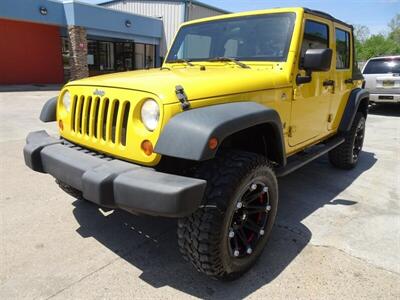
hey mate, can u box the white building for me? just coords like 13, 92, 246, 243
101, 0, 229, 58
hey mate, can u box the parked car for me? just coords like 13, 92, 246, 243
362, 55, 400, 103
24, 7, 368, 280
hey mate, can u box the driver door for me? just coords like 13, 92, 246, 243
289, 18, 334, 147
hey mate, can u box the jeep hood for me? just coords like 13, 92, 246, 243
66, 66, 290, 104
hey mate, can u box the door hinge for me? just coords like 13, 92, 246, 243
288, 126, 296, 137
292, 88, 299, 100
327, 114, 333, 123
175, 85, 191, 110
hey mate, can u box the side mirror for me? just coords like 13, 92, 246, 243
303, 48, 333, 71
297, 48, 333, 85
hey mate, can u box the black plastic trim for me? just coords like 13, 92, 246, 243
339, 88, 369, 133
155, 102, 286, 165
303, 7, 353, 29
276, 136, 345, 177
39, 97, 57, 122
23, 131, 207, 218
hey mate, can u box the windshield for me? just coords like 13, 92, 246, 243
363, 58, 400, 74
166, 13, 296, 63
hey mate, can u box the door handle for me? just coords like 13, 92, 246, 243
323, 80, 335, 87
344, 78, 354, 84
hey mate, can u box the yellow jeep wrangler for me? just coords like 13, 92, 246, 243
24, 7, 368, 280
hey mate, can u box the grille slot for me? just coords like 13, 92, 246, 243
83, 96, 92, 136
101, 98, 110, 141
70, 95, 130, 146
121, 102, 130, 146
71, 96, 78, 131
89, 97, 99, 137
111, 101, 119, 143
76, 96, 84, 134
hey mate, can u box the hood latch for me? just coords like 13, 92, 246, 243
175, 85, 191, 110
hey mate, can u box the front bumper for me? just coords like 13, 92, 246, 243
369, 93, 400, 103
23, 131, 206, 217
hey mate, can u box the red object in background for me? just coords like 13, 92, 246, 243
0, 19, 64, 85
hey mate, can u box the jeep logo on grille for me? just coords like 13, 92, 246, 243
93, 89, 105, 97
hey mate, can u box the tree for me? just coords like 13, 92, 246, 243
354, 14, 400, 61
354, 25, 370, 43
357, 34, 399, 61
388, 13, 400, 44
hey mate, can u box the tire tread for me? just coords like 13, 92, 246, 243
177, 150, 274, 279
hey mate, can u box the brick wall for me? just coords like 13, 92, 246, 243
68, 26, 89, 81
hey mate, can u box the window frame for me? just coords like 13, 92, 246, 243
299, 19, 330, 69
335, 27, 351, 70
166, 12, 297, 63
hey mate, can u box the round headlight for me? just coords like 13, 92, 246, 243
141, 99, 160, 131
62, 91, 71, 112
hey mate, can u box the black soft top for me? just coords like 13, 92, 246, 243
304, 8, 353, 29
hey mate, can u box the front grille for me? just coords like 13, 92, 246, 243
70, 95, 131, 146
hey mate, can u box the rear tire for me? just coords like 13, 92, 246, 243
329, 112, 366, 169
177, 150, 278, 280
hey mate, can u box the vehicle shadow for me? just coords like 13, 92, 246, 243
369, 103, 400, 117
72, 151, 377, 299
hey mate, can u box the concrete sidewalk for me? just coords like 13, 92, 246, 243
0, 91, 399, 299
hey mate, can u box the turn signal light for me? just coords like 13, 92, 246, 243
208, 137, 218, 150
58, 120, 64, 131
141, 140, 154, 156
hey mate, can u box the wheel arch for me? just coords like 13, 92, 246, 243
155, 102, 286, 166
218, 122, 285, 166
39, 97, 57, 123
339, 88, 369, 133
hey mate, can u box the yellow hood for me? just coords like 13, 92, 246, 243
66, 65, 290, 104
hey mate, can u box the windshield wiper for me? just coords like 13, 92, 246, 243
167, 59, 194, 66
207, 57, 250, 69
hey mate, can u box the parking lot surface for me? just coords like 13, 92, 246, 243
0, 89, 399, 299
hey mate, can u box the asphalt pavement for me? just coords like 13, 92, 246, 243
0, 88, 399, 299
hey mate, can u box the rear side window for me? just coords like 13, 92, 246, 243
300, 20, 329, 59
335, 29, 350, 69
363, 58, 400, 74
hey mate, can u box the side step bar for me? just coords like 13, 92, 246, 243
275, 137, 345, 177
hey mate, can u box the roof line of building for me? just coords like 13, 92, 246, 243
0, 0, 163, 40
99, 0, 230, 14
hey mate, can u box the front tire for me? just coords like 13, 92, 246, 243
177, 151, 278, 280
329, 112, 366, 169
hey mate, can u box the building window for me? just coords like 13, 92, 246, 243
87, 40, 98, 71
61, 37, 70, 68
145, 44, 155, 68
135, 43, 145, 69
135, 43, 155, 69
60, 38, 157, 77
115, 42, 134, 71
335, 28, 350, 69
98, 41, 115, 70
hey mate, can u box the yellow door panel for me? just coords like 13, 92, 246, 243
289, 16, 333, 147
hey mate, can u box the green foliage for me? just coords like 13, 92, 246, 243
388, 14, 400, 44
354, 14, 400, 61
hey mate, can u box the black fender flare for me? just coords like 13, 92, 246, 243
39, 97, 57, 122
155, 102, 286, 165
339, 88, 369, 132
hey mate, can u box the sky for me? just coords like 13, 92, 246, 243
79, 0, 400, 35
